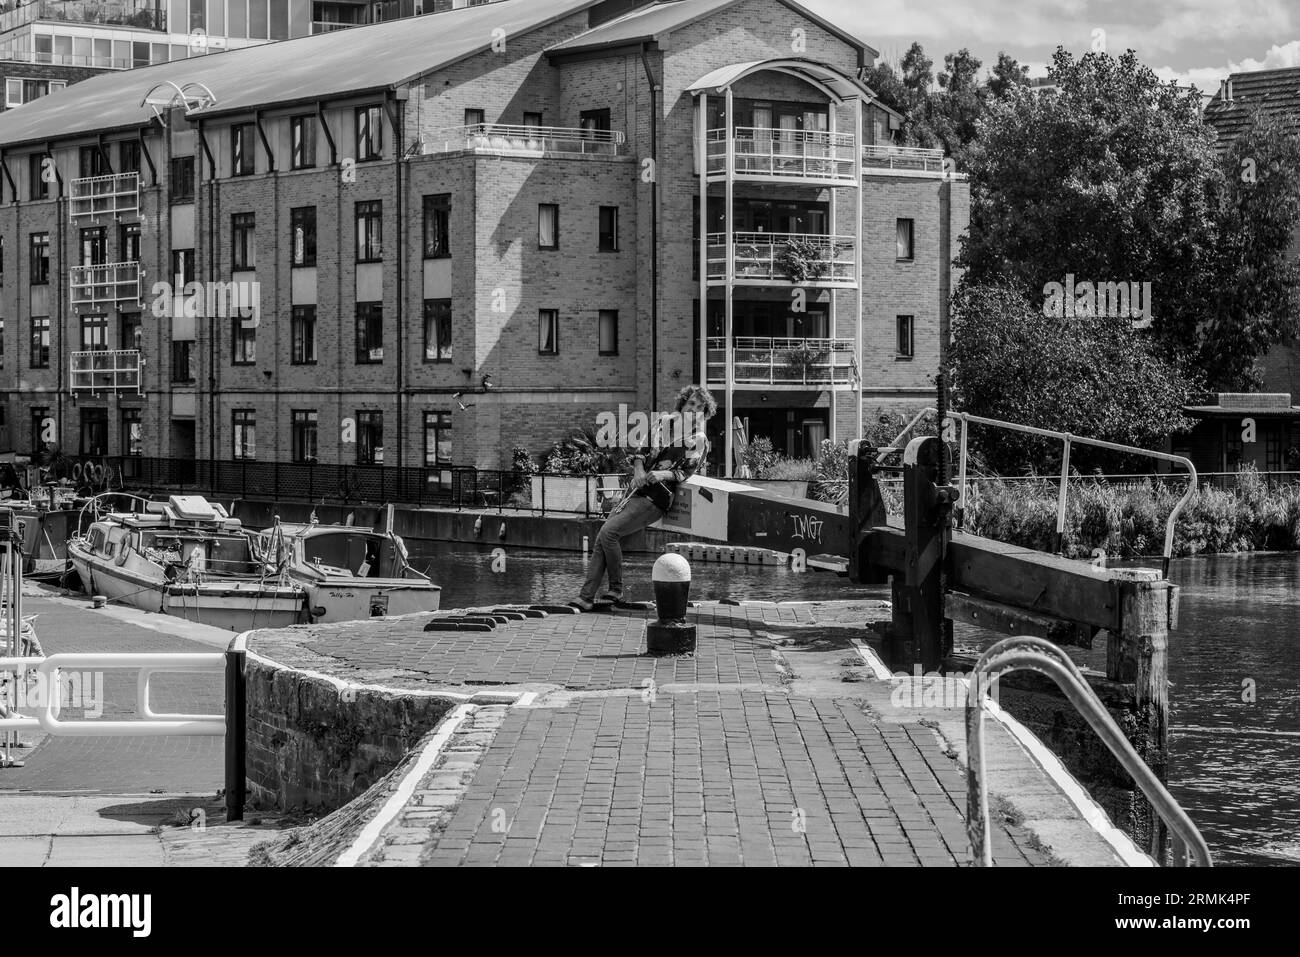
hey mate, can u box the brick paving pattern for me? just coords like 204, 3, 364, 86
420, 693, 1046, 867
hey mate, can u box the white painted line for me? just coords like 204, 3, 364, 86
852, 641, 894, 681
513, 692, 538, 707
973, 681, 1153, 868
335, 702, 477, 868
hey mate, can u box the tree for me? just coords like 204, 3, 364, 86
987, 52, 1030, 101
863, 44, 943, 149
956, 46, 1300, 391
949, 281, 1198, 473
934, 48, 984, 165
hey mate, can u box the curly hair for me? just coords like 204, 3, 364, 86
674, 384, 718, 420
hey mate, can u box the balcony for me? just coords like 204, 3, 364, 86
705, 128, 858, 184
70, 261, 142, 309
0, 0, 167, 33
427, 124, 627, 157
704, 232, 856, 286
69, 172, 140, 220
706, 337, 857, 387
311, 20, 360, 32
862, 144, 947, 175
69, 349, 143, 394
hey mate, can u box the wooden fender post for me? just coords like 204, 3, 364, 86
1106, 567, 1173, 862
901, 437, 958, 673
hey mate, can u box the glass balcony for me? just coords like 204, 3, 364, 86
70, 261, 141, 309
69, 172, 140, 220
69, 349, 143, 393
427, 124, 627, 157
705, 127, 858, 183
706, 337, 857, 387
704, 232, 856, 286
862, 144, 947, 174
0, 0, 167, 33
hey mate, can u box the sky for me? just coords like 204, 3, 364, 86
803, 0, 1299, 92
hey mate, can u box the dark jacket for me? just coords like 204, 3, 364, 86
631, 433, 707, 513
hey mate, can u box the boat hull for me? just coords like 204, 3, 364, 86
304, 580, 441, 623
69, 542, 305, 632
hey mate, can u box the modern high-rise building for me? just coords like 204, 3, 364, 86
0, 0, 967, 478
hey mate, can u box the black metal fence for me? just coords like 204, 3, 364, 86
101, 457, 631, 517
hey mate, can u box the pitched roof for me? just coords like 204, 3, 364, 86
1202, 67, 1300, 145
0, 0, 598, 149
547, 0, 874, 58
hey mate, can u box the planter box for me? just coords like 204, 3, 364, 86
530, 474, 626, 514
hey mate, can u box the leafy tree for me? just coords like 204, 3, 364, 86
949, 281, 1198, 473
959, 46, 1300, 390
935, 48, 984, 165
987, 52, 1030, 100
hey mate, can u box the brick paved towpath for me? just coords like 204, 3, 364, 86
251, 601, 1140, 867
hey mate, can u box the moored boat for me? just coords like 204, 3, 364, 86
67, 495, 308, 632
255, 517, 440, 622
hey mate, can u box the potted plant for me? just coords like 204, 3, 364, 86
783, 341, 822, 380
778, 238, 832, 283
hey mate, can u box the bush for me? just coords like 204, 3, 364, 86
739, 436, 777, 477
759, 457, 815, 481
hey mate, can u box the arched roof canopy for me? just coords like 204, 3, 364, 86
686, 58, 873, 105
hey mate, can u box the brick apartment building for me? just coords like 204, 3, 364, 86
0, 0, 966, 476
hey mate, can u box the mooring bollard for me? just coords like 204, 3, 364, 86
646, 553, 695, 655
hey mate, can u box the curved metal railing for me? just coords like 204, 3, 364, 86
966, 635, 1211, 867
883, 408, 1198, 575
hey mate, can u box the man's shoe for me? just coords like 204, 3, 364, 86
600, 590, 624, 603
572, 597, 595, 611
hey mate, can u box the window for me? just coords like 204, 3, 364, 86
357, 411, 383, 465
290, 115, 316, 170
523, 111, 543, 129
80, 315, 108, 352
896, 315, 914, 359
290, 207, 316, 266
598, 310, 618, 356
580, 108, 611, 136
538, 204, 558, 249
599, 206, 618, 252
30, 233, 49, 284
423, 299, 451, 362
6, 77, 61, 108
80, 227, 106, 266
464, 108, 484, 127
79, 408, 107, 457
291, 411, 318, 463
538, 309, 558, 355
30, 407, 50, 455
79, 145, 109, 179
119, 222, 141, 263
291, 305, 317, 364
119, 140, 141, 174
0, 318, 4, 369
356, 105, 383, 161
356, 302, 383, 363
232, 212, 256, 270
171, 339, 195, 383
120, 314, 141, 352
122, 408, 142, 456
172, 248, 195, 288
422, 194, 450, 259
28, 153, 49, 200
896, 218, 914, 260
29, 317, 50, 368
232, 123, 255, 176
355, 201, 382, 262
232, 409, 256, 460
232, 317, 256, 364
425, 411, 452, 466
169, 156, 195, 204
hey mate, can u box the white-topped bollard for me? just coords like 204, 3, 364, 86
647, 553, 695, 655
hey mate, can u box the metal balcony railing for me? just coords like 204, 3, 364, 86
0, 0, 167, 33
427, 124, 627, 156
706, 127, 858, 181
69, 349, 143, 393
310, 20, 359, 32
705, 232, 856, 285
69, 261, 142, 309
706, 336, 857, 387
69, 172, 139, 220
862, 144, 947, 173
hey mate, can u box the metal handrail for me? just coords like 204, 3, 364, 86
427, 124, 626, 155
966, 635, 1211, 867
884, 408, 1197, 575
705, 231, 856, 283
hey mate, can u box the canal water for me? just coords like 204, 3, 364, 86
409, 542, 1299, 866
